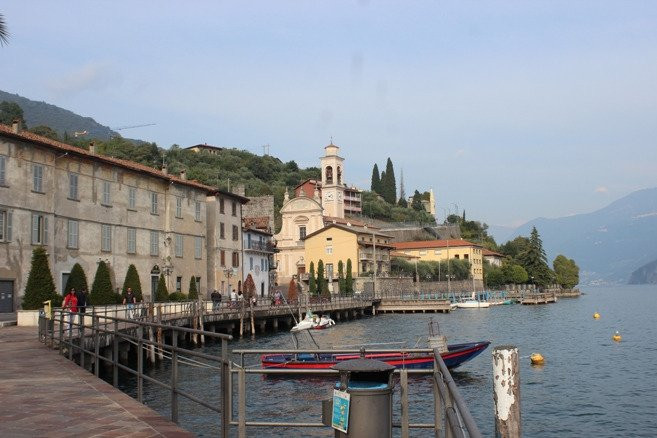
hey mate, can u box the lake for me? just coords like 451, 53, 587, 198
119, 285, 657, 437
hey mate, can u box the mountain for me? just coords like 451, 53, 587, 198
508, 188, 657, 285
629, 259, 657, 285
0, 90, 117, 140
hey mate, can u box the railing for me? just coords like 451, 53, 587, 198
230, 347, 482, 438
244, 240, 276, 252
40, 308, 232, 436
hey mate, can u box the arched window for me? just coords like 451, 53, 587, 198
325, 166, 333, 184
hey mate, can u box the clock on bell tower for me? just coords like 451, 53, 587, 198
320, 141, 346, 218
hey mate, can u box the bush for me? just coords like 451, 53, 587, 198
188, 276, 198, 300
345, 259, 354, 294
122, 264, 143, 301
168, 292, 187, 302
22, 247, 60, 310
89, 261, 117, 305
155, 274, 169, 302
64, 263, 89, 295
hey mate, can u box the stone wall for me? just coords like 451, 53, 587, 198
243, 195, 275, 232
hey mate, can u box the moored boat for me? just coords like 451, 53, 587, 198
456, 300, 490, 309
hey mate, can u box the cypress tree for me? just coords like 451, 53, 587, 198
65, 263, 89, 295
337, 260, 346, 294
188, 276, 199, 300
383, 157, 397, 204
371, 163, 381, 193
90, 261, 116, 305
121, 264, 143, 301
308, 261, 317, 295
22, 247, 60, 310
155, 273, 169, 302
316, 260, 326, 296
345, 259, 354, 294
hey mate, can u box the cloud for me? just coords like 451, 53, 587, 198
47, 62, 121, 96
595, 186, 608, 193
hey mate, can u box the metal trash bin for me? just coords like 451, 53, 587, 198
331, 357, 396, 438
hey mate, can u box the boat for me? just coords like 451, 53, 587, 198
456, 300, 490, 309
290, 310, 335, 333
261, 341, 491, 370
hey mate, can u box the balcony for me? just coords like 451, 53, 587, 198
244, 241, 276, 252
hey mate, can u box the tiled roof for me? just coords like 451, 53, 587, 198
392, 239, 480, 250
303, 223, 393, 241
243, 217, 271, 232
483, 249, 504, 257
0, 123, 248, 199
323, 215, 373, 228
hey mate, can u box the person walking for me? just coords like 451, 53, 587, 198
211, 289, 222, 311
230, 289, 237, 307
62, 288, 78, 336
123, 287, 137, 318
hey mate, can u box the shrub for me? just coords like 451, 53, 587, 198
168, 292, 187, 302
90, 261, 117, 305
122, 264, 143, 301
188, 276, 199, 300
155, 274, 169, 302
64, 263, 89, 295
22, 247, 60, 310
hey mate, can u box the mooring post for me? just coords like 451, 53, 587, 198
492, 345, 521, 438
156, 305, 163, 360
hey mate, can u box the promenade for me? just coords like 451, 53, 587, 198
0, 326, 193, 438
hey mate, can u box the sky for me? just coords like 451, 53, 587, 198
2, 1, 657, 229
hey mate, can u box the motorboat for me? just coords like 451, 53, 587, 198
456, 300, 490, 309
290, 310, 335, 333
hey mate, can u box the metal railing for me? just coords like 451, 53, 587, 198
230, 347, 482, 438
40, 308, 232, 436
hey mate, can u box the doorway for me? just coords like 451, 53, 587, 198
0, 280, 14, 313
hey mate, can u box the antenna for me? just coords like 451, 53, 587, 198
262, 144, 270, 156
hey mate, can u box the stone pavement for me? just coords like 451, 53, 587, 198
0, 326, 195, 437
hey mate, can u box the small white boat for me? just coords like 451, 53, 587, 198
290, 311, 336, 332
456, 300, 490, 309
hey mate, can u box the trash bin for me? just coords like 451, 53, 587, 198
331, 357, 396, 438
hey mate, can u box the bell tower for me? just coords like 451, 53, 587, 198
320, 140, 345, 218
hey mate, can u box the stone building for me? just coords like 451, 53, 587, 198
0, 122, 245, 311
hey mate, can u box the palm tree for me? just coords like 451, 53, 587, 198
0, 14, 9, 46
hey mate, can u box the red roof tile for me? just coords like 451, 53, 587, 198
392, 239, 480, 250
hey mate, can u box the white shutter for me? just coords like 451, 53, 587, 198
32, 214, 39, 244
44, 216, 49, 244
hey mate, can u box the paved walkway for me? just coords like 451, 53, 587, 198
0, 326, 194, 437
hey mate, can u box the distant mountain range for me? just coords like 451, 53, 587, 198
0, 90, 117, 140
505, 188, 657, 285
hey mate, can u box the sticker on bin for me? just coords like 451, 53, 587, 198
332, 389, 350, 433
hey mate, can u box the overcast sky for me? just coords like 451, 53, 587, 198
2, 1, 657, 228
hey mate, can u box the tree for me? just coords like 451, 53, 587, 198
29, 125, 59, 140
64, 263, 89, 295
337, 260, 346, 294
308, 261, 317, 295
502, 263, 529, 284
316, 259, 327, 296
243, 274, 256, 300
398, 168, 406, 204
121, 264, 143, 301
371, 163, 381, 193
90, 261, 117, 305
397, 197, 408, 208
0, 101, 26, 128
345, 259, 354, 294
553, 255, 579, 288
22, 247, 59, 310
0, 13, 9, 46
411, 190, 424, 211
483, 263, 505, 289
381, 158, 397, 204
517, 227, 553, 287
188, 276, 199, 300
287, 278, 298, 302
155, 274, 169, 302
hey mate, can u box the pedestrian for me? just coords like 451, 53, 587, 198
123, 287, 136, 318
76, 287, 88, 331
62, 288, 78, 336
211, 289, 222, 311
230, 289, 237, 308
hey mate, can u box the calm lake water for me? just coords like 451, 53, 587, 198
118, 285, 657, 437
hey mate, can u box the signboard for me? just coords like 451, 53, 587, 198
332, 389, 350, 433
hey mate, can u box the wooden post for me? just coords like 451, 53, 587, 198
493, 345, 521, 438
239, 302, 244, 337
156, 305, 163, 360
147, 302, 155, 363
192, 302, 199, 345
198, 296, 205, 344
249, 300, 255, 338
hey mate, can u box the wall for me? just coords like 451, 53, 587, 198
243, 195, 275, 232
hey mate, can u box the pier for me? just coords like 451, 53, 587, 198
519, 292, 557, 305
376, 298, 452, 313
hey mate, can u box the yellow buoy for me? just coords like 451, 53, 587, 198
530, 353, 544, 365
612, 331, 622, 342
593, 312, 600, 319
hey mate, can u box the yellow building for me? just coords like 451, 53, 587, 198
303, 224, 393, 291
391, 239, 484, 281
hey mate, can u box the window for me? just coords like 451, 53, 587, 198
0, 210, 12, 242
101, 224, 111, 251
194, 236, 202, 259
232, 225, 238, 241
419, 250, 427, 256
464, 254, 469, 260
326, 263, 334, 281
220, 250, 226, 267
326, 246, 333, 254
175, 234, 184, 258
67, 220, 79, 249
31, 214, 48, 245
150, 192, 158, 214
127, 228, 137, 254
128, 187, 136, 210
231, 201, 237, 216
33, 164, 43, 192
232, 251, 239, 268
195, 277, 201, 294
175, 197, 183, 218
299, 226, 306, 240
434, 250, 441, 255
219, 198, 225, 214
249, 257, 253, 270
150, 231, 159, 256
195, 201, 201, 221
0, 155, 6, 186
68, 173, 78, 200
454, 254, 460, 259
219, 223, 225, 239
261, 258, 265, 271
101, 180, 111, 206
176, 276, 182, 292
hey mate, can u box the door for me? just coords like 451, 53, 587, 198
0, 280, 14, 313
151, 275, 159, 298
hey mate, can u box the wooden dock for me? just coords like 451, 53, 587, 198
520, 292, 557, 305
376, 298, 452, 314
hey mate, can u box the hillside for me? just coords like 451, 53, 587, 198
0, 90, 117, 139
509, 188, 657, 285
629, 259, 657, 285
